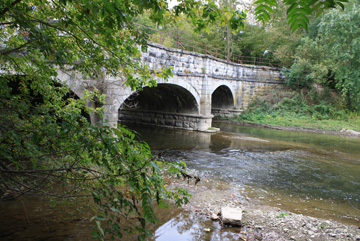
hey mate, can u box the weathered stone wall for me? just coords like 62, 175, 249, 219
211, 109, 243, 117
143, 42, 284, 114
239, 82, 282, 110
59, 42, 285, 130
119, 109, 212, 131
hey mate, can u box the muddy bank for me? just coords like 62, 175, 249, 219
213, 119, 360, 138
167, 179, 360, 241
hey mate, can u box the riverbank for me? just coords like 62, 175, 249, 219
166, 178, 360, 241
213, 118, 360, 138
229, 85, 360, 134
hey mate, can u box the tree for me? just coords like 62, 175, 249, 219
218, 0, 242, 59
286, 0, 360, 111
0, 0, 246, 239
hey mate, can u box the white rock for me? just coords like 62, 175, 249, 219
211, 213, 219, 220
221, 207, 243, 226
345, 129, 360, 135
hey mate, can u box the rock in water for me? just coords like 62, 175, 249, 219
221, 207, 243, 226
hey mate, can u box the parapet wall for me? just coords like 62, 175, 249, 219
143, 42, 284, 84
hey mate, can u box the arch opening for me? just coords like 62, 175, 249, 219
119, 84, 207, 130
120, 84, 198, 114
211, 85, 235, 117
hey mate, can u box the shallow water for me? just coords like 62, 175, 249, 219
1, 123, 359, 240
129, 123, 360, 229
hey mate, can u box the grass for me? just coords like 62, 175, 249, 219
234, 114, 360, 132
231, 86, 360, 132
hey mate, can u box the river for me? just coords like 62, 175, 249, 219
1, 122, 359, 240
126, 122, 360, 239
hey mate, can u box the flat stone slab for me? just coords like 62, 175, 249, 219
221, 207, 243, 226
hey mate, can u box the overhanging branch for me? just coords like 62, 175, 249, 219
0, 41, 31, 56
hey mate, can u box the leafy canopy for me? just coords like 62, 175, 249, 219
0, 0, 246, 239
255, 0, 348, 31
286, 0, 360, 111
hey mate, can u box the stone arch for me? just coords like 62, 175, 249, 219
57, 70, 86, 99
118, 83, 211, 130
154, 77, 201, 109
211, 85, 235, 117
119, 83, 199, 114
118, 77, 201, 113
208, 82, 235, 98
211, 85, 234, 109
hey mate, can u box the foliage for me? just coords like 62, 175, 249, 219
135, 3, 303, 66
0, 0, 242, 239
134, 4, 247, 59
0, 75, 191, 239
233, 86, 360, 131
286, 0, 360, 111
254, 0, 348, 31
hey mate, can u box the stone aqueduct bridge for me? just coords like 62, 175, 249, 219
59, 42, 284, 131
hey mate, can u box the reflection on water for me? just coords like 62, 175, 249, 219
129, 123, 360, 228
153, 212, 246, 241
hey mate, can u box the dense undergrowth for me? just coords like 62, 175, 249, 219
232, 86, 360, 132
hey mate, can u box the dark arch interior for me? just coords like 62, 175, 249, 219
211, 85, 234, 109
120, 84, 198, 114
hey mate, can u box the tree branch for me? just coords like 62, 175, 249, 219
0, 41, 31, 56
0, 22, 16, 25
0, 0, 22, 16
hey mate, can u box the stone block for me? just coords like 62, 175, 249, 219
221, 207, 243, 227
175, 120, 183, 127
142, 117, 151, 123
156, 113, 163, 119
183, 121, 190, 128
151, 118, 157, 124
189, 122, 195, 128
165, 120, 175, 126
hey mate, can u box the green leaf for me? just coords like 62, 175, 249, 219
308, 0, 319, 5
284, 0, 298, 5
337, 2, 345, 9
315, 7, 324, 17
298, 7, 312, 16
96, 220, 105, 237
287, 2, 299, 15
290, 21, 299, 32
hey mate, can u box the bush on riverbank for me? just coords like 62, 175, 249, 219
233, 86, 360, 132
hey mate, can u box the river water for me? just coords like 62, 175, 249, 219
1, 122, 359, 240
127, 122, 360, 236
